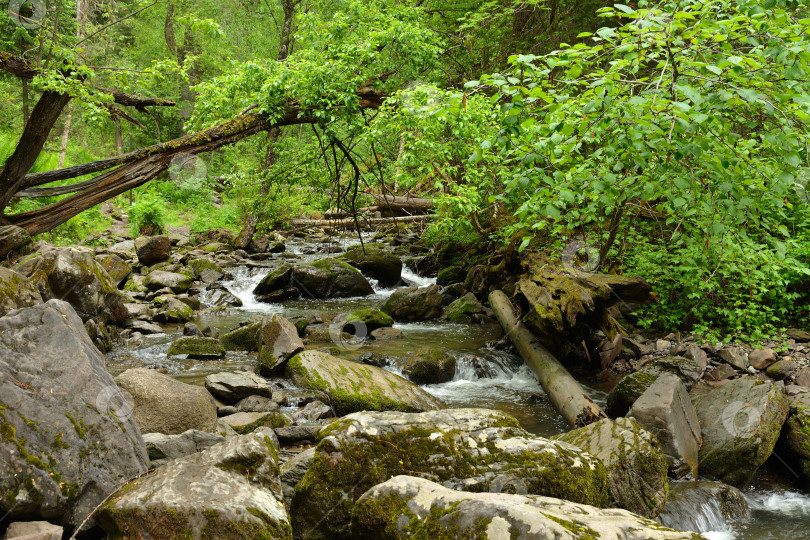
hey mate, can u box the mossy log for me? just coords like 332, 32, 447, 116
489, 289, 607, 428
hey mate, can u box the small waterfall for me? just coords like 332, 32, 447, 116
224, 266, 278, 313
658, 481, 748, 540
400, 265, 435, 288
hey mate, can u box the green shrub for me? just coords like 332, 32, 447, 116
128, 195, 166, 236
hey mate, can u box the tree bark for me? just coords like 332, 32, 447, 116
364, 193, 433, 213
58, 102, 73, 168
489, 289, 607, 428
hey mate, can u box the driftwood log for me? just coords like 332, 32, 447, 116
489, 289, 607, 428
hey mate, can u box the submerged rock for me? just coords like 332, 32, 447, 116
380, 284, 443, 321
352, 476, 701, 540
286, 350, 443, 415
556, 417, 669, 518
693, 377, 789, 487
290, 408, 608, 539
97, 433, 291, 539
0, 301, 148, 529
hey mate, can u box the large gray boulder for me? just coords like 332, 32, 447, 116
606, 356, 703, 417
0, 300, 148, 529
205, 371, 274, 404
340, 244, 402, 286
777, 391, 810, 486
257, 314, 304, 376
143, 430, 225, 467
693, 377, 789, 486
0, 266, 42, 317
286, 350, 443, 415
134, 235, 171, 266
115, 368, 218, 435
290, 409, 608, 539
97, 433, 291, 539
381, 284, 443, 321
15, 247, 126, 323
292, 258, 374, 299
629, 373, 701, 479
144, 270, 193, 293
556, 417, 669, 518
280, 447, 315, 507
352, 476, 702, 540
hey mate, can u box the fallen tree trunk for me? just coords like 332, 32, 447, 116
489, 289, 607, 428
364, 193, 433, 213
290, 214, 434, 230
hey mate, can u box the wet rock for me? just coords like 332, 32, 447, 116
96, 253, 131, 285
15, 246, 125, 323
257, 314, 304, 376
97, 433, 290, 539
130, 320, 163, 335
202, 325, 219, 338
219, 411, 290, 434
445, 292, 483, 323
0, 300, 148, 529
0, 224, 31, 258
183, 321, 203, 336
352, 476, 699, 540
370, 327, 404, 340
144, 270, 193, 293
749, 348, 778, 370
402, 348, 456, 384
381, 284, 443, 321
253, 263, 295, 300
717, 347, 748, 370
143, 430, 225, 466
291, 409, 608, 539
236, 395, 280, 413
658, 481, 748, 533
280, 448, 315, 507
166, 336, 225, 358
766, 359, 797, 380
437, 264, 465, 286
286, 350, 443, 415
291, 400, 333, 424
115, 368, 218, 434
187, 257, 223, 279
693, 377, 789, 486
339, 308, 394, 334
205, 371, 275, 403
778, 392, 810, 486
2, 521, 63, 540
293, 258, 375, 299
0, 267, 42, 317
134, 235, 171, 266
556, 417, 669, 518
606, 356, 702, 417
222, 322, 262, 351
274, 425, 321, 445
340, 244, 402, 286
629, 374, 700, 479
206, 288, 243, 307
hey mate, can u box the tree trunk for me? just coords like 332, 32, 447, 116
364, 193, 433, 213
488, 289, 607, 428
58, 102, 73, 168
289, 214, 434, 230
21, 79, 30, 125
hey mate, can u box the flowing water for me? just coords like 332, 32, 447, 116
105, 240, 810, 538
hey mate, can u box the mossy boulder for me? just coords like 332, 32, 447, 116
342, 308, 394, 334
606, 356, 702, 417
0, 266, 42, 317
144, 270, 193, 293
779, 392, 810, 488
437, 264, 465, 285
221, 322, 262, 351
290, 408, 609, 539
402, 349, 456, 385
257, 314, 304, 376
166, 336, 225, 358
556, 417, 669, 518
187, 257, 223, 278
285, 351, 443, 415
0, 300, 148, 529
253, 264, 293, 297
340, 244, 403, 286
97, 433, 292, 540
692, 377, 789, 487
445, 292, 483, 323
96, 253, 132, 286
292, 258, 374, 299
381, 284, 443, 321
351, 476, 701, 540
153, 297, 194, 323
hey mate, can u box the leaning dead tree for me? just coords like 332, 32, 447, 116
0, 51, 387, 236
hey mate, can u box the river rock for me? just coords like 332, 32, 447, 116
0, 300, 148, 529
658, 481, 748, 534
206, 288, 243, 307
556, 417, 669, 518
290, 409, 608, 539
253, 263, 296, 300
291, 400, 333, 423
766, 358, 797, 380
280, 447, 315, 507
115, 368, 218, 435
187, 257, 223, 279
692, 377, 789, 486
96, 253, 132, 285
339, 308, 394, 334
166, 336, 225, 358
340, 244, 402, 286
381, 284, 443, 321
286, 350, 443, 415
352, 475, 700, 540
0, 266, 42, 317
152, 296, 194, 322
402, 348, 456, 384
134, 235, 171, 266
705, 363, 737, 382
130, 319, 163, 335
274, 425, 321, 445
15, 246, 126, 323
0, 224, 31, 258
717, 347, 748, 370
445, 292, 484, 322
143, 430, 225, 466
778, 392, 810, 486
236, 395, 280, 413
97, 433, 291, 539
2, 521, 63, 540
257, 314, 304, 376
749, 348, 778, 370
370, 327, 404, 340
628, 374, 700, 479
219, 411, 290, 434
222, 322, 262, 351
606, 356, 702, 417
292, 258, 374, 299
205, 371, 274, 403
144, 270, 193, 293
